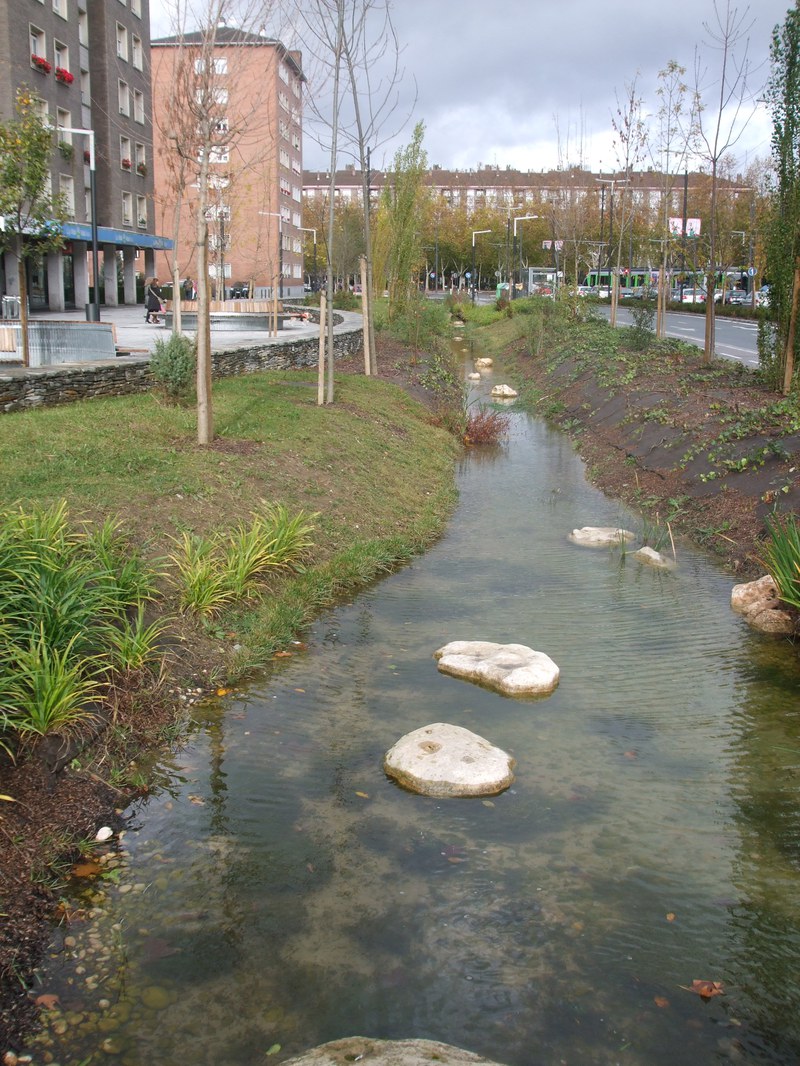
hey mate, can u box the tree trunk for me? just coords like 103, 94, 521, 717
196, 217, 213, 444
782, 257, 800, 396
17, 249, 29, 369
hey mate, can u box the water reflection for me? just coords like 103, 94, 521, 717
26, 360, 800, 1066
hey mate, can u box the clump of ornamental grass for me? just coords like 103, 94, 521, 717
169, 502, 317, 617
0, 502, 166, 757
759, 512, 800, 610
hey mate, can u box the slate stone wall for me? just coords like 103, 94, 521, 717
0, 324, 362, 415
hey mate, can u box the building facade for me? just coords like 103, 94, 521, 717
151, 27, 305, 301
0, 0, 170, 312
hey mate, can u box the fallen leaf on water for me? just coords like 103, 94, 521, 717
306, 863, 315, 873
294, 688, 305, 694
482, 800, 495, 808
685, 980, 725, 999
266, 1044, 281, 1056
666, 912, 676, 922
355, 791, 369, 799
216, 687, 231, 696
72, 861, 103, 878
187, 795, 206, 805
35, 994, 60, 1010
274, 651, 293, 658
447, 856, 467, 864
654, 996, 670, 1009
623, 751, 637, 759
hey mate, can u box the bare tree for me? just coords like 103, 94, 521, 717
154, 0, 286, 442
299, 0, 413, 385
610, 76, 647, 327
692, 0, 759, 361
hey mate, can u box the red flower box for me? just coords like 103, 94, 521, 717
54, 67, 74, 84
31, 54, 52, 74
121, 158, 132, 169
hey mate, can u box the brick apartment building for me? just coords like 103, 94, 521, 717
0, 0, 170, 313
150, 27, 305, 301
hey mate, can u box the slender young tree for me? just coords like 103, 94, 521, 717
0, 88, 66, 368
610, 76, 647, 327
762, 1, 800, 393
154, 0, 286, 441
692, 0, 758, 362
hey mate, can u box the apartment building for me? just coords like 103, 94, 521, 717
0, 0, 169, 312
150, 27, 305, 300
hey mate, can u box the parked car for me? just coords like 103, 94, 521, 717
724, 289, 750, 305
680, 287, 706, 304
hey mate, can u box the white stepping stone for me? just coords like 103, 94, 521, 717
434, 640, 559, 696
384, 723, 515, 797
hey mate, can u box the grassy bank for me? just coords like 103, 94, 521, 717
0, 366, 460, 1044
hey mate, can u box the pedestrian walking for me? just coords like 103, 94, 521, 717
145, 277, 163, 324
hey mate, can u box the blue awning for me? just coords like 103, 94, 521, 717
60, 221, 173, 250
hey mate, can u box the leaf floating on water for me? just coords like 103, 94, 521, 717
274, 650, 293, 658
686, 979, 725, 1000
35, 994, 60, 1010
72, 861, 103, 878
666, 912, 676, 922
482, 800, 495, 808
654, 995, 670, 1009
294, 688, 305, 693
447, 856, 467, 864
216, 687, 231, 696
188, 795, 206, 805
266, 1045, 281, 1056
355, 791, 369, 799
623, 750, 637, 759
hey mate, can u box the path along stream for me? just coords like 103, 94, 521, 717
26, 351, 800, 1066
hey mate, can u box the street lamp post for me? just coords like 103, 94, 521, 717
471, 229, 491, 303
58, 125, 99, 321
512, 215, 539, 299
298, 226, 317, 291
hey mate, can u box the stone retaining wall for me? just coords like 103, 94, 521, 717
0, 321, 362, 415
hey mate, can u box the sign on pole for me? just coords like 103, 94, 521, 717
668, 217, 702, 237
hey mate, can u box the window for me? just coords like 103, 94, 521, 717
194, 57, 227, 75
137, 195, 147, 228
291, 184, 301, 203
30, 25, 46, 59
280, 205, 291, 223
291, 76, 301, 98
292, 237, 301, 253
278, 91, 288, 111
209, 146, 229, 163
118, 80, 129, 115
292, 211, 300, 227
291, 156, 301, 175
54, 40, 68, 71
52, 0, 67, 18
279, 148, 290, 168
116, 23, 128, 61
32, 97, 48, 123
279, 63, 289, 84
215, 118, 229, 135
135, 142, 146, 172
80, 69, 90, 106
78, 11, 88, 46
56, 107, 71, 140
279, 119, 288, 140
132, 35, 143, 70
131, 0, 141, 15
291, 132, 301, 151
120, 135, 131, 169
133, 88, 144, 123
59, 174, 75, 217
122, 191, 133, 226
280, 177, 291, 196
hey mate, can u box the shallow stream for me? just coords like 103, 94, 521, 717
27, 352, 800, 1065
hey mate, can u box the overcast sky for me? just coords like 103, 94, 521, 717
148, 0, 793, 175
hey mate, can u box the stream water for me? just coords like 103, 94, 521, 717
26, 352, 800, 1066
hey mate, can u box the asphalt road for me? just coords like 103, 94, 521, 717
601, 304, 760, 368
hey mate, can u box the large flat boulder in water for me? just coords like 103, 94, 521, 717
568, 526, 636, 548
282, 1037, 510, 1065
434, 640, 559, 696
384, 723, 515, 797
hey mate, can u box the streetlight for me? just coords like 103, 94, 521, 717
259, 211, 283, 298
471, 229, 491, 303
298, 226, 317, 291
512, 215, 539, 299
57, 125, 99, 321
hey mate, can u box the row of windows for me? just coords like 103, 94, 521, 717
118, 80, 145, 122
48, 173, 147, 230
116, 23, 144, 69
119, 136, 147, 173
30, 26, 70, 73
35, 0, 142, 19
121, 191, 148, 227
